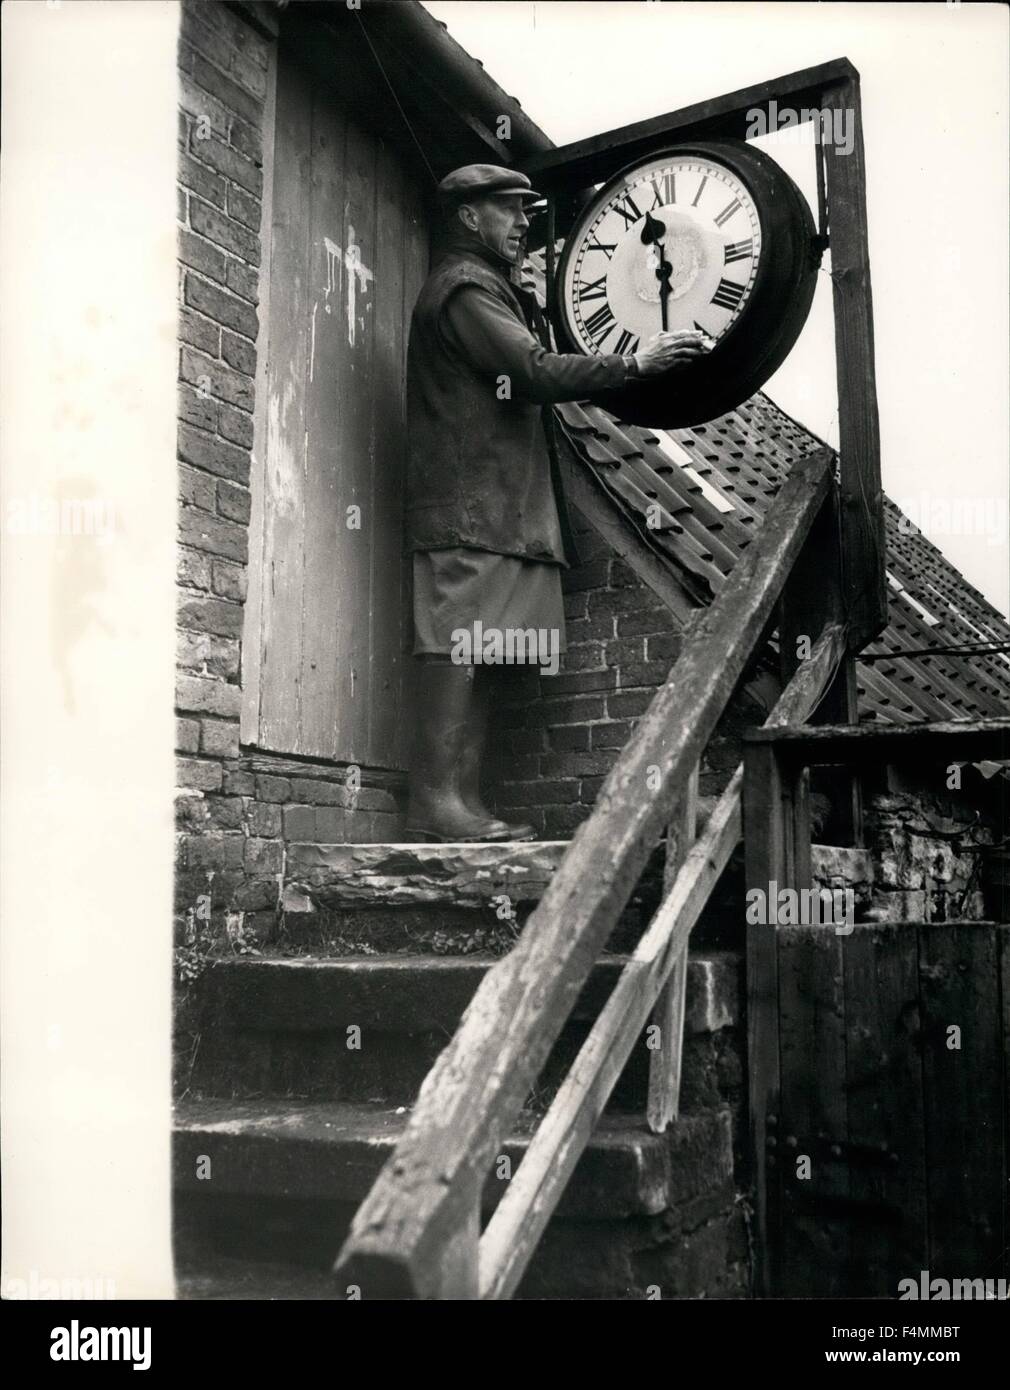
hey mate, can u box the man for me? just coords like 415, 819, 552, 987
404, 163, 706, 842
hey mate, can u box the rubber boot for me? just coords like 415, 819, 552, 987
458, 667, 535, 840
405, 662, 535, 843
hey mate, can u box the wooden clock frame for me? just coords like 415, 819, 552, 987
522, 59, 887, 1298
521, 58, 886, 656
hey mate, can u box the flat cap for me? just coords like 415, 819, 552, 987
437, 163, 542, 205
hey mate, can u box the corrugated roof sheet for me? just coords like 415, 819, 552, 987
523, 254, 1010, 724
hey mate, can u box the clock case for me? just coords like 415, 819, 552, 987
548, 140, 822, 428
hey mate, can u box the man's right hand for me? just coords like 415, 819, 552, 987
633, 329, 711, 377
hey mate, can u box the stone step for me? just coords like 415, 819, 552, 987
173, 1097, 734, 1222
186, 951, 740, 1109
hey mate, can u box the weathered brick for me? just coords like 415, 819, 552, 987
178, 384, 218, 436
177, 186, 187, 224
225, 256, 259, 304
185, 266, 259, 337
228, 46, 268, 100
206, 794, 245, 830
200, 718, 242, 758
217, 480, 251, 524
579, 775, 606, 805
178, 832, 245, 870
538, 694, 606, 726
247, 801, 281, 838
561, 560, 611, 593
179, 306, 220, 357
282, 804, 317, 840
178, 546, 212, 591
606, 690, 654, 718
561, 642, 605, 672
620, 659, 672, 687
548, 669, 617, 696
211, 558, 247, 602
178, 150, 227, 209
176, 674, 241, 718
314, 807, 347, 841
256, 775, 291, 803
190, 52, 265, 127
217, 402, 254, 449
234, 879, 277, 912
604, 636, 645, 664
497, 779, 579, 807
177, 755, 223, 792
179, 504, 249, 563
290, 777, 349, 808
346, 786, 398, 813
190, 131, 263, 197
542, 804, 587, 837
592, 719, 634, 750
177, 593, 243, 637
540, 751, 615, 778
647, 633, 682, 663
178, 461, 216, 511
229, 116, 263, 166
565, 614, 615, 644
221, 329, 256, 378
176, 717, 201, 753
178, 73, 230, 140
616, 608, 677, 638
178, 227, 227, 283
179, 7, 236, 76
178, 628, 240, 680
189, 194, 261, 268
548, 725, 591, 752
175, 793, 209, 829
226, 182, 262, 235
563, 591, 588, 620
588, 587, 655, 618
223, 768, 256, 796
177, 423, 250, 486
180, 347, 254, 412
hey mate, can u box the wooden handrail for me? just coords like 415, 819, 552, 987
335, 448, 834, 1298
479, 622, 847, 1298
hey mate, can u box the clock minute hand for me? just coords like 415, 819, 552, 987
655, 240, 672, 332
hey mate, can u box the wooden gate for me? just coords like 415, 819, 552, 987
241, 46, 429, 769
745, 721, 1010, 1298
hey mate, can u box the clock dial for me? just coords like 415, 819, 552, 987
562, 153, 762, 354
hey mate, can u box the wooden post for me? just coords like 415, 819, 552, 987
822, 75, 887, 652
647, 764, 699, 1132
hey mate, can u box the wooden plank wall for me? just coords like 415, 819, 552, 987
245, 50, 429, 769
770, 921, 1007, 1297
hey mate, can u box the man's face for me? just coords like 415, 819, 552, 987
458, 194, 530, 263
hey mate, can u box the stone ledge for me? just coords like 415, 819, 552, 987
285, 840, 570, 908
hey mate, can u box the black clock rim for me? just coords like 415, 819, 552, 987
549, 139, 820, 428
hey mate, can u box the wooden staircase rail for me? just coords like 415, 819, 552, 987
479, 621, 846, 1298
335, 447, 834, 1298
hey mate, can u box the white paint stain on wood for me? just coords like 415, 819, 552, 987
321, 231, 374, 347
309, 300, 318, 383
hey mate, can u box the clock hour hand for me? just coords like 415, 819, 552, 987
640, 213, 672, 329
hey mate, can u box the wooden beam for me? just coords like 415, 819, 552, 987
523, 58, 857, 191
333, 449, 832, 1298
746, 717, 1010, 766
822, 76, 888, 650
647, 764, 698, 1132
479, 622, 847, 1300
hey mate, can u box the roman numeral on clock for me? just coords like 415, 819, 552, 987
614, 329, 639, 354
713, 198, 742, 228
587, 236, 617, 260
724, 238, 753, 264
650, 173, 676, 207
610, 193, 643, 228
583, 302, 617, 346
711, 278, 745, 311
691, 175, 708, 207
578, 274, 609, 302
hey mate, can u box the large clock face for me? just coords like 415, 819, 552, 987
560, 151, 763, 356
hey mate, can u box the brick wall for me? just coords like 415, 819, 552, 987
174, 4, 411, 960
484, 506, 774, 840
